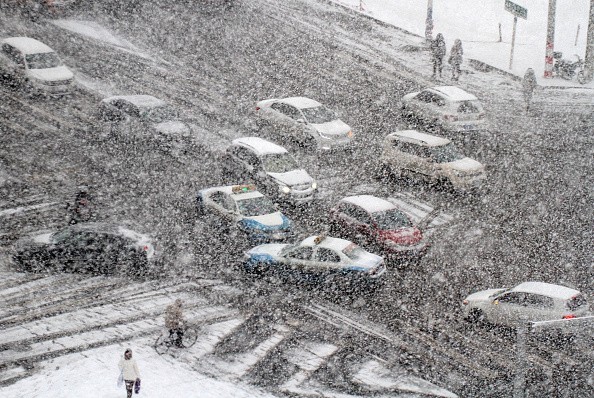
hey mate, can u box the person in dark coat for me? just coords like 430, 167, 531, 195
449, 39, 463, 81
430, 33, 446, 78
522, 68, 538, 111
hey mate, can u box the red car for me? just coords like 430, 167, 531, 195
329, 195, 428, 264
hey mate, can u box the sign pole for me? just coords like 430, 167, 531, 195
510, 16, 518, 69
544, 0, 557, 78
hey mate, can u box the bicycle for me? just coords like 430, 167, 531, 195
154, 325, 199, 355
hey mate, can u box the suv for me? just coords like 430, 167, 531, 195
0, 37, 74, 95
462, 281, 590, 328
222, 137, 317, 204
379, 130, 486, 190
400, 86, 485, 133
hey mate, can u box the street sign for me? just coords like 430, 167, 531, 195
505, 0, 527, 19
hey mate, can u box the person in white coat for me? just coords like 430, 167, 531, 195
118, 348, 141, 398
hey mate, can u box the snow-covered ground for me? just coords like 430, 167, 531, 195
332, 0, 593, 87
0, 341, 277, 398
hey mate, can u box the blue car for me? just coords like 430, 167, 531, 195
243, 235, 386, 286
197, 184, 293, 244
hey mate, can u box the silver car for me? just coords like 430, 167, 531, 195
401, 86, 486, 133
462, 281, 590, 328
255, 96, 354, 150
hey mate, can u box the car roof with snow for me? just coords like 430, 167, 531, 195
102, 95, 167, 109
232, 137, 288, 156
278, 97, 322, 109
341, 195, 396, 213
200, 184, 265, 201
63, 222, 152, 244
301, 235, 354, 252
429, 86, 478, 101
511, 282, 581, 300
388, 130, 450, 147
2, 37, 54, 54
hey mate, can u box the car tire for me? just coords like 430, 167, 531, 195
244, 261, 266, 275
466, 308, 485, 324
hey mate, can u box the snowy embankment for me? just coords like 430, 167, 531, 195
330, 0, 593, 88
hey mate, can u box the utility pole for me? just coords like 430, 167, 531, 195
544, 0, 557, 78
584, 0, 594, 79
425, 0, 434, 42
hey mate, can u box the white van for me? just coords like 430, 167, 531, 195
0, 37, 74, 95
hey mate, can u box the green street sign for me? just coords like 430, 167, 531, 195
505, 0, 527, 19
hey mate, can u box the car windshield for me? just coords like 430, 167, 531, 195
428, 143, 465, 163
342, 243, 366, 260
372, 209, 412, 230
300, 105, 337, 124
25, 52, 62, 69
52, 229, 72, 243
262, 153, 299, 174
236, 196, 277, 217
142, 105, 178, 123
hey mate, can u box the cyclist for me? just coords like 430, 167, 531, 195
165, 299, 184, 348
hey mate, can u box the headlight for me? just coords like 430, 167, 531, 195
311, 182, 317, 190
281, 186, 291, 194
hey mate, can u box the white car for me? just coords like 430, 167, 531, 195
255, 97, 354, 150
223, 137, 317, 204
196, 184, 294, 244
98, 95, 192, 148
379, 130, 486, 190
0, 37, 74, 94
462, 281, 590, 327
400, 86, 485, 133
243, 234, 386, 286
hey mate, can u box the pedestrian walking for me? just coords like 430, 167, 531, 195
165, 299, 185, 348
522, 68, 537, 112
449, 39, 463, 81
430, 33, 446, 78
118, 348, 141, 398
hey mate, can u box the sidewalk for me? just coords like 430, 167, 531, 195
330, 0, 594, 91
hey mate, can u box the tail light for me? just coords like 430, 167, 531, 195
443, 114, 458, 121
255, 106, 261, 111
562, 314, 576, 319
143, 245, 149, 251
462, 299, 469, 305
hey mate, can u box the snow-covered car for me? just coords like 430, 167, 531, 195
255, 97, 354, 150
222, 137, 317, 205
18, 0, 79, 19
0, 37, 74, 95
462, 281, 590, 327
329, 195, 428, 264
98, 95, 192, 150
243, 235, 386, 287
400, 86, 486, 133
12, 222, 158, 276
196, 184, 294, 244
379, 130, 486, 190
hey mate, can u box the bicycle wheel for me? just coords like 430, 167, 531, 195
154, 334, 169, 355
181, 326, 199, 348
